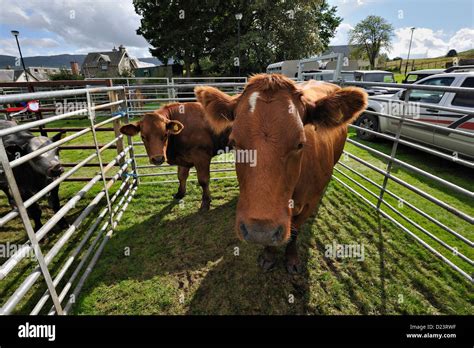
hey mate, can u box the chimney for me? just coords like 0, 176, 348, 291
70, 61, 80, 75
118, 44, 126, 53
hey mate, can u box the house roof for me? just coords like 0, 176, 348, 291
0, 69, 14, 82
82, 47, 137, 69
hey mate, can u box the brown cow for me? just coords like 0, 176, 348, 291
119, 102, 230, 210
195, 74, 367, 273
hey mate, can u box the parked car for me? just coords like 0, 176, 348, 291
402, 69, 445, 84
355, 72, 474, 159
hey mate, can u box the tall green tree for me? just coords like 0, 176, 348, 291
134, 0, 342, 76
349, 15, 394, 69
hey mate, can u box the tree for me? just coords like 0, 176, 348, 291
134, 1, 219, 76
349, 15, 394, 69
134, 0, 342, 76
446, 49, 457, 57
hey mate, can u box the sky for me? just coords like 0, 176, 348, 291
0, 0, 472, 59
328, 0, 474, 58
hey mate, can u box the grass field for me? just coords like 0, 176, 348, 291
380, 49, 474, 74
0, 114, 473, 315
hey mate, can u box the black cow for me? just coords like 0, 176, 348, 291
0, 120, 66, 231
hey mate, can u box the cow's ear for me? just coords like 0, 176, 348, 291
51, 131, 65, 143
304, 87, 368, 128
120, 122, 140, 136
195, 86, 238, 133
167, 120, 184, 135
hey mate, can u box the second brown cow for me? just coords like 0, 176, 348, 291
120, 102, 230, 210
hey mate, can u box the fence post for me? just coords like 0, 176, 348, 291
0, 139, 63, 314
86, 90, 114, 227
122, 87, 139, 183
376, 90, 411, 210
106, 80, 125, 166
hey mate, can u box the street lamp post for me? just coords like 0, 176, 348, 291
235, 13, 242, 76
404, 27, 416, 76
11, 30, 29, 82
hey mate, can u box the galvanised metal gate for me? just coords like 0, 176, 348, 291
0, 78, 472, 315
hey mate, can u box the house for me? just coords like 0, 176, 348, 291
81, 45, 138, 78
0, 67, 70, 82
0, 69, 15, 82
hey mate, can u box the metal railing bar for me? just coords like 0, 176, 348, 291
135, 160, 232, 169
0, 100, 124, 138
334, 168, 473, 265
31, 177, 135, 315
137, 168, 235, 177
139, 176, 237, 185
124, 82, 246, 90
52, 181, 137, 315
0, 135, 124, 229
0, 162, 132, 315
337, 161, 473, 247
0, 157, 131, 282
334, 80, 474, 94
10, 114, 123, 168
63, 185, 137, 314
0, 86, 124, 104
349, 124, 474, 168
343, 150, 474, 224
346, 138, 473, 198
364, 110, 474, 137
369, 96, 474, 116
0, 141, 63, 315
332, 175, 472, 282
87, 91, 115, 236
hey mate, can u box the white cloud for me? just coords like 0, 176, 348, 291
387, 27, 474, 59
330, 22, 474, 59
0, 0, 151, 57
330, 22, 354, 45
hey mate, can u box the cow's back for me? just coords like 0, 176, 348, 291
166, 103, 228, 166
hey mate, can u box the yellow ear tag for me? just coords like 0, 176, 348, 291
173, 124, 179, 131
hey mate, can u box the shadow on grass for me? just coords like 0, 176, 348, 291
74, 196, 320, 314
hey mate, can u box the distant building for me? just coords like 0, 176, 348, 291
0, 69, 15, 82
322, 45, 376, 70
81, 45, 138, 78
0, 67, 70, 82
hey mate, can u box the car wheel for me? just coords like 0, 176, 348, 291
356, 113, 379, 141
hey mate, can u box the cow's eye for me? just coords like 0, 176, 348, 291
297, 143, 304, 150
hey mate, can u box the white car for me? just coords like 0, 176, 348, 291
355, 72, 474, 159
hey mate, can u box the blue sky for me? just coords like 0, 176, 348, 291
0, 0, 472, 59
328, 0, 474, 58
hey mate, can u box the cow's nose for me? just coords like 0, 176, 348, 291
150, 156, 165, 165
239, 221, 285, 246
48, 163, 64, 177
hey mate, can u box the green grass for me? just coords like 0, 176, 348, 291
381, 49, 474, 73
1, 116, 473, 315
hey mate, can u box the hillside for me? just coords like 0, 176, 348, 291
381, 49, 474, 72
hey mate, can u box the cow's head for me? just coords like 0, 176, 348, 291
6, 132, 65, 178
119, 108, 184, 165
196, 74, 367, 246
